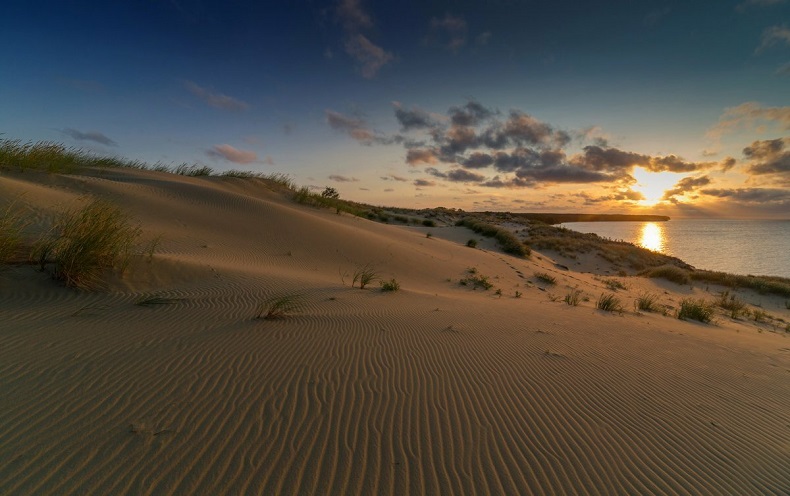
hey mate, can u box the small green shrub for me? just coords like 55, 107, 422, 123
634, 292, 661, 313
597, 293, 624, 313
677, 298, 715, 323
534, 272, 556, 285
256, 293, 302, 320
381, 278, 400, 292
33, 198, 141, 289
564, 290, 582, 306
466, 239, 478, 248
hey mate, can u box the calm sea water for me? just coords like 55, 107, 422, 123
559, 219, 790, 279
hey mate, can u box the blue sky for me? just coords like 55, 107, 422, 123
2, 0, 789, 217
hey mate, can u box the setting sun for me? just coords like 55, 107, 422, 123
632, 167, 682, 206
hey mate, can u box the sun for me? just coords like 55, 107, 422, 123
632, 167, 682, 206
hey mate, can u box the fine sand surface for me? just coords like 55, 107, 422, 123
1, 168, 789, 495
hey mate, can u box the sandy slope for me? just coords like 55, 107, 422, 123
1, 168, 789, 495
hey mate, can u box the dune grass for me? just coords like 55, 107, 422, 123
0, 201, 28, 266
597, 293, 624, 313
603, 278, 627, 291
640, 265, 691, 285
677, 298, 715, 323
634, 292, 662, 313
564, 290, 582, 306
456, 217, 530, 257
380, 278, 400, 292
534, 272, 556, 285
352, 264, 379, 289
460, 268, 494, 290
716, 290, 746, 319
256, 293, 303, 320
32, 198, 141, 289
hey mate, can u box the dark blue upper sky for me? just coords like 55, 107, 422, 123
2, 0, 789, 216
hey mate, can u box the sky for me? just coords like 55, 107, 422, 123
1, 0, 789, 218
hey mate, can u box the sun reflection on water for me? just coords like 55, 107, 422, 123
639, 223, 664, 252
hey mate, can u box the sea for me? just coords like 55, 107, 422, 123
559, 219, 790, 279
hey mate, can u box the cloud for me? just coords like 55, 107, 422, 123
335, 0, 373, 31
701, 188, 790, 203
61, 128, 117, 147
428, 14, 468, 52
406, 148, 438, 165
381, 174, 408, 182
662, 175, 712, 201
707, 102, 790, 140
329, 174, 359, 182
425, 167, 486, 182
414, 179, 436, 187
448, 101, 496, 127
206, 144, 258, 164
325, 109, 392, 144
185, 81, 249, 111
571, 146, 717, 174
743, 137, 790, 174
383, 188, 394, 192
757, 25, 790, 53
393, 102, 440, 131
344, 34, 394, 79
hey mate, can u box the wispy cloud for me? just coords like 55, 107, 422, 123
662, 175, 712, 202
335, 0, 373, 30
206, 144, 258, 163
427, 14, 468, 52
325, 109, 397, 145
344, 34, 394, 79
756, 25, 790, 53
329, 174, 359, 182
185, 81, 249, 111
707, 102, 790, 140
61, 128, 117, 147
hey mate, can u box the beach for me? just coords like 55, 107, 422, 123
2, 167, 789, 495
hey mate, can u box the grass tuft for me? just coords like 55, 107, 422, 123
640, 265, 691, 285
596, 293, 624, 313
380, 278, 400, 292
466, 238, 478, 248
603, 278, 627, 291
716, 290, 746, 319
256, 293, 302, 320
564, 290, 582, 306
352, 264, 379, 289
677, 298, 715, 323
634, 292, 661, 313
32, 198, 141, 289
534, 272, 556, 285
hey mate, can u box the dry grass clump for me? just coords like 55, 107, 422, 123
677, 298, 715, 323
456, 217, 530, 257
603, 278, 627, 291
380, 278, 400, 292
691, 270, 790, 298
640, 265, 691, 285
352, 264, 379, 289
0, 202, 28, 266
634, 292, 662, 313
33, 199, 141, 289
597, 293, 624, 313
460, 267, 494, 290
564, 289, 582, 306
256, 293, 303, 320
534, 272, 556, 285
716, 290, 747, 319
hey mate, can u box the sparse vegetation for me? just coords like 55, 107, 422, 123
422, 219, 436, 227
534, 272, 556, 285
380, 278, 400, 292
677, 298, 715, 323
597, 293, 624, 313
460, 269, 494, 290
716, 290, 747, 319
634, 292, 661, 313
0, 201, 27, 266
466, 239, 478, 248
352, 264, 379, 289
256, 293, 303, 320
603, 278, 627, 291
752, 309, 768, 323
514, 290, 522, 298
32, 198, 142, 289
564, 290, 582, 306
640, 265, 691, 285
689, 270, 790, 298
456, 217, 530, 257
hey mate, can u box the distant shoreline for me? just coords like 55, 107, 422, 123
504, 213, 671, 225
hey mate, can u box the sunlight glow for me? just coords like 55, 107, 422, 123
639, 222, 665, 252
632, 167, 682, 206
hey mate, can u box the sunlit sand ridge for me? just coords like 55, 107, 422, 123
1, 167, 789, 495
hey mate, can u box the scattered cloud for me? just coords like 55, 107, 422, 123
662, 175, 712, 202
392, 102, 442, 131
206, 144, 258, 164
701, 187, 790, 203
381, 174, 408, 182
185, 81, 249, 111
706, 102, 790, 139
743, 137, 790, 175
329, 174, 359, 182
325, 109, 388, 144
414, 179, 436, 187
427, 14, 468, 52
61, 128, 117, 147
344, 34, 394, 79
335, 0, 373, 31
756, 25, 790, 53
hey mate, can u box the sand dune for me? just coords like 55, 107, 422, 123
1, 167, 789, 495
